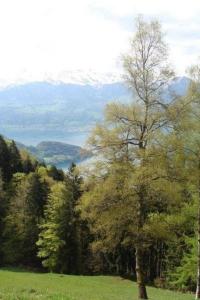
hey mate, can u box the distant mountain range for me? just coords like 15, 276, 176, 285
0, 70, 122, 89
0, 76, 190, 147
16, 141, 91, 169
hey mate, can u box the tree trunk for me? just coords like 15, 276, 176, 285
135, 247, 148, 299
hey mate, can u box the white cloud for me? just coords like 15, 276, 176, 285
0, 0, 199, 84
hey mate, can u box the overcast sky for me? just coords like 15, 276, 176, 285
0, 0, 200, 84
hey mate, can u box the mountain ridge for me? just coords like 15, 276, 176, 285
0, 70, 122, 90
0, 76, 190, 147
16, 140, 91, 168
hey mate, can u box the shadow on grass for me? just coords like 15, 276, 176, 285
0, 265, 46, 274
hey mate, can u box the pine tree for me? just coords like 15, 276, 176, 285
0, 135, 11, 182
66, 163, 83, 274
22, 155, 34, 174
3, 172, 48, 266
37, 182, 75, 273
47, 165, 64, 181
8, 140, 23, 174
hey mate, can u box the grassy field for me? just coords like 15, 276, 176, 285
0, 269, 194, 300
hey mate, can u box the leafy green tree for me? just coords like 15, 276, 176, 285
173, 66, 200, 298
84, 16, 175, 299
152, 65, 200, 296
169, 236, 197, 291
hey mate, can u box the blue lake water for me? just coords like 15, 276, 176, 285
1, 130, 90, 147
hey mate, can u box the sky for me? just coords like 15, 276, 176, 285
0, 0, 200, 84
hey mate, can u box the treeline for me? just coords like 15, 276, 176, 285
0, 136, 91, 274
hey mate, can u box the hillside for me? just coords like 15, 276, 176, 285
0, 269, 194, 300
0, 77, 190, 146
17, 140, 91, 168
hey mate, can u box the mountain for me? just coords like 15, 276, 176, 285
0, 76, 190, 147
16, 141, 91, 169
0, 81, 130, 146
0, 70, 122, 89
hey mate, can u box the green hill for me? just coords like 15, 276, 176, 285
16, 140, 91, 168
0, 269, 194, 300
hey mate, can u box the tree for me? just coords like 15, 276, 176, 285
174, 65, 200, 299
37, 164, 85, 274
0, 135, 11, 182
47, 165, 64, 181
37, 182, 75, 273
22, 156, 34, 174
155, 64, 200, 297
3, 172, 48, 266
84, 16, 175, 299
8, 140, 23, 174
66, 163, 85, 274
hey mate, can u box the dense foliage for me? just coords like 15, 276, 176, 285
0, 17, 200, 300
0, 137, 88, 274
0, 80, 199, 294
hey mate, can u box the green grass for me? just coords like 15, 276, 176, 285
0, 269, 194, 300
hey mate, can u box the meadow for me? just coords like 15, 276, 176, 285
0, 269, 194, 300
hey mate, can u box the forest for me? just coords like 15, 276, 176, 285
0, 17, 200, 300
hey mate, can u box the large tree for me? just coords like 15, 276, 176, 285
83, 17, 175, 299
174, 66, 200, 299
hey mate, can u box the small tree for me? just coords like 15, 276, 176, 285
8, 140, 23, 174
0, 135, 11, 182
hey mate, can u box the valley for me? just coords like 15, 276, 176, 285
0, 77, 189, 149
16, 140, 92, 169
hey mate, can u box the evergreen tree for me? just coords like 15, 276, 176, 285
37, 182, 75, 273
47, 165, 64, 181
22, 155, 35, 174
66, 163, 84, 274
0, 135, 11, 182
8, 140, 23, 174
3, 172, 48, 266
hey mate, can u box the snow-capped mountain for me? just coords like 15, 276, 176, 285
0, 70, 122, 90
49, 70, 122, 85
